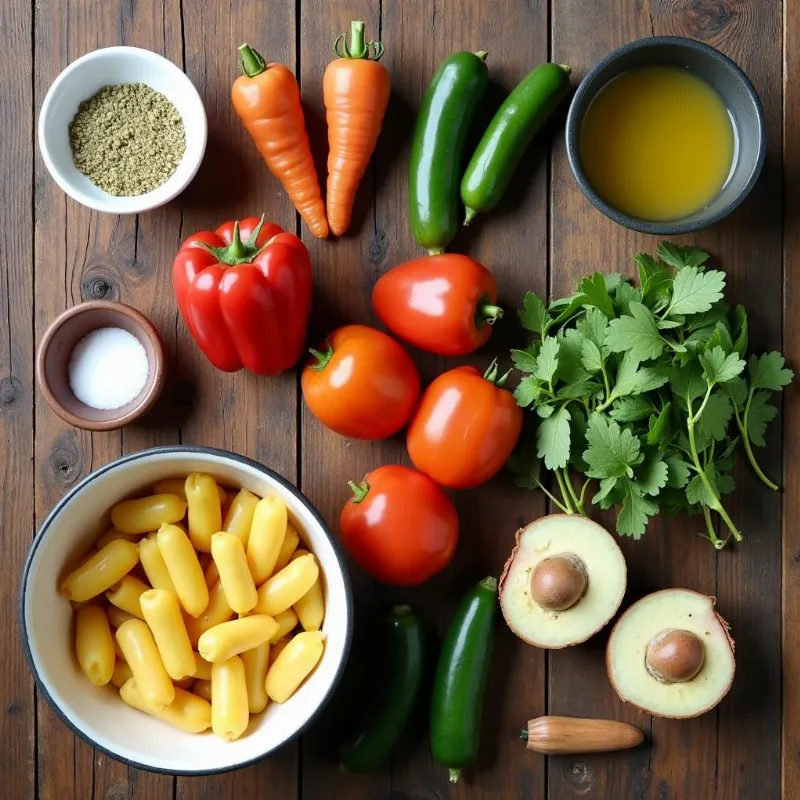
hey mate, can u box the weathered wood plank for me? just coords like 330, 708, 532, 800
550, 2, 782, 799
299, 1, 548, 798
0, 0, 35, 796
175, 1, 299, 799
32, 1, 178, 797
784, 2, 800, 799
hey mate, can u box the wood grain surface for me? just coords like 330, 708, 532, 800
3, 0, 792, 798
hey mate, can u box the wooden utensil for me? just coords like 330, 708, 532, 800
520, 716, 644, 755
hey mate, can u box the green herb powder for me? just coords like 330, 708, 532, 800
69, 82, 186, 196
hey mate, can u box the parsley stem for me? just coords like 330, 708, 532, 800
686, 396, 742, 543
539, 484, 572, 514
733, 405, 779, 491
561, 468, 585, 515
595, 364, 614, 411
690, 384, 714, 424
554, 469, 576, 515
701, 504, 723, 548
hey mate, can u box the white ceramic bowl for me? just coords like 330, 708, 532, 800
20, 447, 353, 774
38, 46, 207, 214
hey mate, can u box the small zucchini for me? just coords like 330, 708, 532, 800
430, 576, 498, 783
461, 63, 572, 223
339, 605, 425, 772
409, 50, 489, 254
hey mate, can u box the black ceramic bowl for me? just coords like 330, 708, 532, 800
565, 36, 765, 235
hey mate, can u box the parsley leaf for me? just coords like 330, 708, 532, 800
617, 480, 658, 539
646, 402, 671, 446
580, 340, 603, 374
666, 267, 726, 317
610, 395, 653, 423
519, 292, 551, 338
745, 390, 778, 447
748, 352, 794, 392
665, 454, 691, 488
686, 473, 716, 506
576, 307, 608, 349
514, 376, 541, 408
592, 476, 618, 507
511, 346, 538, 373
612, 352, 668, 398
732, 305, 748, 356
699, 346, 746, 385
635, 452, 669, 496
696, 393, 733, 442
657, 243, 709, 269
555, 329, 588, 383
534, 337, 560, 384
578, 273, 615, 318
536, 406, 571, 470
583, 415, 643, 479
614, 282, 643, 316
606, 303, 665, 362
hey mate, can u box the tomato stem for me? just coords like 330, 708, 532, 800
239, 43, 267, 78
483, 358, 500, 383
347, 479, 370, 503
308, 343, 334, 370
476, 300, 503, 329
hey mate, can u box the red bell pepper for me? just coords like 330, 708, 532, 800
172, 215, 313, 375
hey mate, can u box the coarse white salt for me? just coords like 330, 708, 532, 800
68, 327, 149, 411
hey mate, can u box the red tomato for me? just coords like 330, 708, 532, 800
301, 325, 420, 440
372, 254, 502, 355
407, 363, 523, 488
339, 465, 459, 585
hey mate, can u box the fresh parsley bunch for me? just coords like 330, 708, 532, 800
508, 243, 793, 549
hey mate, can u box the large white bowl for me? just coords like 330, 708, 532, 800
20, 447, 353, 774
38, 46, 207, 214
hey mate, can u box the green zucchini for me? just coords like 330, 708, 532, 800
339, 605, 425, 772
461, 63, 572, 223
430, 576, 498, 783
409, 50, 489, 254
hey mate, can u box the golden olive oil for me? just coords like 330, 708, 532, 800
579, 66, 735, 221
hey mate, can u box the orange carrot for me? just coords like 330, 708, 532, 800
232, 45, 328, 239
323, 21, 390, 236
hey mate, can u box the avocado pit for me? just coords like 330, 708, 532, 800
645, 628, 705, 684
530, 554, 587, 612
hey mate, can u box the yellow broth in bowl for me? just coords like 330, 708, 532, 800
579, 66, 735, 222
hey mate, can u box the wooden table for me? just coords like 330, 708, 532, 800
3, 0, 796, 797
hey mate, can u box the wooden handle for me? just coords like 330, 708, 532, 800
522, 716, 644, 755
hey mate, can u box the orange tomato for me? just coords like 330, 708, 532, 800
339, 465, 458, 585
407, 363, 523, 488
302, 325, 420, 440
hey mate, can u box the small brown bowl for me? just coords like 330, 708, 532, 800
36, 300, 165, 431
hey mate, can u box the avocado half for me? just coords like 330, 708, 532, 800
499, 515, 627, 649
606, 589, 735, 719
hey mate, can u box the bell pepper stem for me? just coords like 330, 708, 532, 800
239, 44, 267, 77
347, 479, 370, 503
308, 343, 333, 370
227, 222, 247, 261
245, 214, 267, 248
